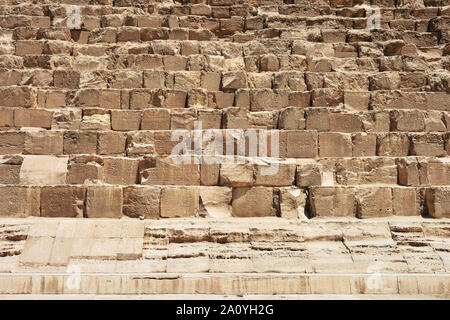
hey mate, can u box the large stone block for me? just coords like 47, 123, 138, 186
310, 187, 355, 217
103, 158, 139, 185
199, 186, 232, 218
426, 187, 450, 218
0, 132, 24, 154
140, 157, 200, 185
284, 131, 318, 158
277, 187, 307, 219
160, 187, 199, 218
19, 155, 68, 185
393, 187, 421, 216
254, 163, 296, 186
296, 162, 322, 187
319, 133, 352, 157
377, 133, 410, 156
86, 186, 123, 219
24, 131, 63, 155
67, 156, 104, 184
232, 187, 274, 217
63, 131, 97, 154
14, 109, 53, 129
0, 186, 40, 217
41, 186, 85, 218
219, 163, 254, 187
123, 186, 160, 219
356, 187, 393, 218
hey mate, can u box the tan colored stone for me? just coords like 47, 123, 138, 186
426, 187, 450, 218
160, 187, 199, 218
393, 187, 420, 216
103, 158, 139, 185
356, 187, 393, 218
220, 163, 254, 187
232, 187, 274, 217
19, 155, 68, 185
310, 187, 355, 217
123, 186, 160, 219
140, 157, 200, 185
86, 186, 123, 218
41, 186, 85, 218
0, 186, 40, 217
278, 187, 307, 219
199, 186, 232, 218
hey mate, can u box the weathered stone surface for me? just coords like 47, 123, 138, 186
0, 186, 40, 217
356, 187, 393, 219
310, 187, 355, 217
199, 186, 232, 218
41, 186, 85, 218
19, 156, 68, 185
277, 187, 307, 219
232, 187, 274, 217
139, 157, 200, 186
86, 186, 123, 219
123, 186, 160, 219
160, 187, 199, 218
219, 163, 253, 187
426, 187, 450, 218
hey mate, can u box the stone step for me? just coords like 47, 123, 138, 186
0, 153, 449, 185
0, 184, 448, 218
0, 273, 449, 295
0, 129, 448, 157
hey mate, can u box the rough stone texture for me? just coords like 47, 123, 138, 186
0, 0, 448, 298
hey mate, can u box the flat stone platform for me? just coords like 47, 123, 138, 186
0, 217, 449, 298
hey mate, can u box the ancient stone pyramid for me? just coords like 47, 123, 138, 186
0, 0, 448, 297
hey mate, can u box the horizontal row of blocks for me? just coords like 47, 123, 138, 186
1, 154, 448, 186
0, 10, 447, 36
3, 1, 448, 17
1, 106, 449, 132
0, 185, 448, 218
0, 130, 448, 157
1, 86, 449, 111
1, 67, 448, 92
3, 24, 448, 45
6, 40, 447, 63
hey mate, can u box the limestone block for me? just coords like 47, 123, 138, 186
377, 133, 410, 156
219, 163, 254, 187
140, 157, 200, 185
123, 186, 160, 219
141, 109, 170, 130
319, 133, 352, 157
19, 155, 68, 185
284, 131, 318, 158
41, 186, 85, 218
254, 163, 296, 187
111, 110, 141, 131
24, 130, 63, 155
296, 162, 322, 187
199, 186, 232, 218
86, 186, 123, 219
232, 187, 274, 217
98, 132, 126, 155
310, 186, 355, 217
0, 186, 40, 217
160, 187, 199, 218
103, 158, 139, 185
356, 187, 393, 218
393, 187, 421, 216
426, 187, 450, 218
278, 187, 307, 219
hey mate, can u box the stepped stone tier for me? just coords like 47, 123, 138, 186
0, 0, 449, 298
